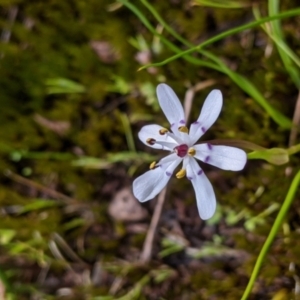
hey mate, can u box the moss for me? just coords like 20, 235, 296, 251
0, 0, 299, 298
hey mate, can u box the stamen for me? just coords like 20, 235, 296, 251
159, 128, 169, 135
146, 138, 156, 145
176, 169, 186, 179
149, 161, 157, 169
178, 126, 189, 133
188, 148, 196, 156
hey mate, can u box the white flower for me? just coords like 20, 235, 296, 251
133, 83, 247, 220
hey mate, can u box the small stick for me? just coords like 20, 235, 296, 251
140, 187, 166, 263
184, 79, 216, 122
1, 6, 18, 43
4, 170, 77, 205
289, 89, 300, 147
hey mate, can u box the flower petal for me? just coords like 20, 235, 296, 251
156, 84, 185, 131
138, 124, 177, 150
186, 157, 216, 220
133, 155, 182, 202
158, 153, 178, 165
189, 90, 222, 144
193, 143, 247, 171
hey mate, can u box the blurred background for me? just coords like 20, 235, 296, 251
0, 0, 299, 299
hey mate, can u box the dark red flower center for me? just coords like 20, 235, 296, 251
174, 144, 188, 158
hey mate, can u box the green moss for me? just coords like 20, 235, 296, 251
0, 0, 299, 298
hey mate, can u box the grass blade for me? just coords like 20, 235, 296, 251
136, 0, 293, 128
241, 169, 300, 299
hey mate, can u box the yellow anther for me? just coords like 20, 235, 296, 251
159, 128, 169, 135
149, 161, 157, 169
176, 169, 186, 179
146, 138, 156, 145
188, 148, 196, 156
178, 126, 189, 133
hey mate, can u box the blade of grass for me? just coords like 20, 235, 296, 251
201, 49, 292, 128
241, 169, 300, 300
20, 199, 61, 214
138, 0, 292, 128
140, 0, 300, 128
10, 150, 74, 161
287, 143, 300, 155
265, 1, 300, 150
0, 266, 13, 298
267, 0, 300, 87
252, 5, 300, 89
137, 6, 300, 70
192, 0, 250, 8
72, 151, 157, 168
253, 6, 300, 69
118, 111, 136, 152
45, 78, 86, 94
118, 0, 220, 70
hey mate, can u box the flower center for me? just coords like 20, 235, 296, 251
174, 144, 188, 158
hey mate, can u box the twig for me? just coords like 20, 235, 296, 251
184, 79, 216, 122
109, 276, 126, 295
289, 89, 300, 147
52, 233, 88, 265
4, 169, 78, 205
1, 6, 18, 43
140, 187, 166, 263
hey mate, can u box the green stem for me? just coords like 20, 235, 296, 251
241, 169, 300, 300
267, 0, 300, 87
137, 0, 292, 128
118, 112, 136, 152
139, 7, 300, 70
288, 143, 300, 155
119, 0, 218, 70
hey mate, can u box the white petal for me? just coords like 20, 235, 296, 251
156, 84, 186, 130
189, 90, 222, 144
193, 143, 247, 171
158, 153, 178, 165
138, 124, 177, 150
133, 155, 182, 202
179, 131, 192, 146
186, 157, 216, 220
182, 156, 190, 170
